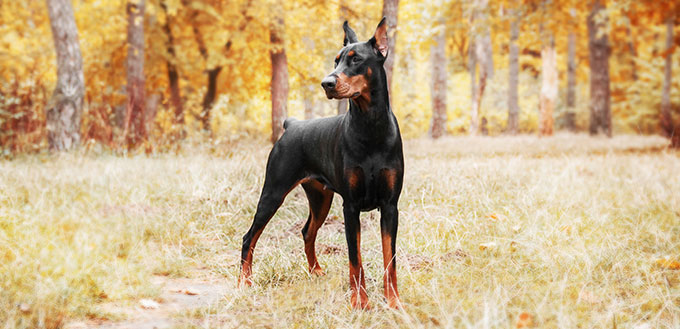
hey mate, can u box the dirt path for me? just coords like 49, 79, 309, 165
65, 271, 229, 329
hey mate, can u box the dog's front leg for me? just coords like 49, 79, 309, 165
380, 204, 401, 308
343, 205, 369, 309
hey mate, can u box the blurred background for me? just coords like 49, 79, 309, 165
0, 0, 678, 153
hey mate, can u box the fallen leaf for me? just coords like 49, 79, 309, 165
184, 288, 200, 296
139, 299, 160, 309
486, 213, 499, 220
19, 303, 30, 313
655, 256, 680, 270
516, 312, 533, 328
479, 242, 497, 251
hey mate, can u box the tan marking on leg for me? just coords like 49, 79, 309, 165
239, 228, 265, 287
239, 177, 309, 287
349, 229, 369, 309
381, 231, 400, 308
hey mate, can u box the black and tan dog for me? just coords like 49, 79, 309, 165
239, 18, 403, 309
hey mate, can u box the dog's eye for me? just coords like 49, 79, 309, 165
352, 56, 361, 64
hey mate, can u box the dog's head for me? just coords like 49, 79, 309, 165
321, 18, 389, 104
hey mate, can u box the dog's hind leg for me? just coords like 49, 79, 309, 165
301, 180, 334, 276
239, 145, 304, 287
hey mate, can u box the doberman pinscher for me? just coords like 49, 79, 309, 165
239, 17, 403, 309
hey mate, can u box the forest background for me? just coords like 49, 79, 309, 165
1, 0, 679, 153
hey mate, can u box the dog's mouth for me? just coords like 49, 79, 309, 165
324, 86, 359, 100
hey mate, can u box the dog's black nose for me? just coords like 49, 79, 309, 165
321, 76, 337, 91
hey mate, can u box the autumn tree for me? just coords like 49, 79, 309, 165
45, 0, 85, 151
469, 0, 494, 135
124, 0, 146, 147
507, 2, 520, 134
382, 0, 399, 92
160, 0, 184, 130
539, 28, 556, 136
185, 0, 253, 133
430, 26, 447, 139
270, 4, 289, 143
660, 15, 675, 146
565, 8, 577, 131
587, 0, 611, 137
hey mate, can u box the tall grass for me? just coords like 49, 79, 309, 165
1, 134, 678, 328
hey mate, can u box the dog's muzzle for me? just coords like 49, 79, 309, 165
321, 75, 338, 99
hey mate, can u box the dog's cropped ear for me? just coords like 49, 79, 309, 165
343, 21, 358, 46
369, 17, 388, 58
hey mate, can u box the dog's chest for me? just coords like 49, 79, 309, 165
344, 159, 398, 211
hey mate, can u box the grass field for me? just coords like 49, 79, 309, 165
1, 134, 679, 328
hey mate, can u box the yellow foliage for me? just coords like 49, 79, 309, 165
0, 0, 678, 150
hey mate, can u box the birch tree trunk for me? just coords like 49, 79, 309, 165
124, 0, 147, 148
566, 29, 576, 131
539, 35, 556, 136
507, 10, 520, 134
469, 0, 492, 136
468, 39, 477, 135
270, 8, 289, 143
430, 29, 447, 139
587, 0, 612, 137
46, 0, 85, 151
660, 16, 675, 141
382, 0, 399, 92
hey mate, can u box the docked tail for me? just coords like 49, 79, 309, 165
283, 117, 298, 130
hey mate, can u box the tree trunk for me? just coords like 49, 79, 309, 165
661, 15, 675, 144
540, 34, 556, 136
337, 99, 348, 115
382, 0, 399, 92
468, 39, 478, 135
587, 0, 611, 137
478, 31, 494, 80
430, 29, 447, 139
45, 0, 85, 151
469, 0, 492, 136
304, 85, 315, 120
507, 11, 520, 134
186, 0, 252, 133
337, 0, 350, 115
124, 0, 146, 148
566, 29, 577, 131
202, 67, 221, 132
161, 1, 183, 128
270, 9, 288, 143
625, 19, 638, 81
187, 4, 219, 133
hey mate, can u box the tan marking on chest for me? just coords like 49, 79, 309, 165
382, 169, 398, 190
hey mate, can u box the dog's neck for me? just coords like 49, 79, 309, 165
346, 65, 391, 133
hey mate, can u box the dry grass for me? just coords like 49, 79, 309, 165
1, 133, 679, 328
